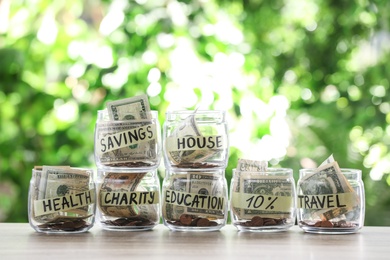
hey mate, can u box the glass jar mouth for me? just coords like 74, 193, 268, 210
32, 167, 94, 175
300, 168, 361, 172
97, 109, 159, 122
233, 168, 293, 175
164, 110, 226, 122
165, 110, 226, 114
299, 168, 362, 178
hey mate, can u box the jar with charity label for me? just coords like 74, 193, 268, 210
230, 168, 296, 232
162, 169, 228, 231
96, 169, 161, 231
297, 168, 365, 234
94, 109, 161, 171
28, 166, 96, 233
163, 110, 229, 170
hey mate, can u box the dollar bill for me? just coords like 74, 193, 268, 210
186, 172, 225, 218
162, 175, 187, 221
98, 172, 146, 217
232, 173, 293, 219
106, 94, 150, 120
34, 166, 93, 222
299, 158, 357, 220
319, 154, 335, 167
236, 158, 268, 172
166, 110, 222, 166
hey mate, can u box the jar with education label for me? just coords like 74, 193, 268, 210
28, 166, 96, 233
94, 109, 161, 171
163, 110, 229, 170
162, 169, 228, 231
96, 169, 161, 230
297, 168, 365, 234
230, 168, 296, 232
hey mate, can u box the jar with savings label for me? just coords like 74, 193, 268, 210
28, 166, 96, 233
230, 168, 296, 232
94, 109, 161, 171
297, 168, 365, 234
96, 169, 161, 230
163, 110, 229, 170
162, 169, 228, 231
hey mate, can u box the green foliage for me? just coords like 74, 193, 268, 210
0, 0, 389, 225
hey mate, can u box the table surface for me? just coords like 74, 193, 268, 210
0, 224, 389, 259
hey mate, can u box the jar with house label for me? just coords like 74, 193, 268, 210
297, 168, 365, 234
163, 110, 229, 170
230, 168, 296, 232
28, 166, 96, 233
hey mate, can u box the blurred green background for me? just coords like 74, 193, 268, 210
0, 0, 389, 225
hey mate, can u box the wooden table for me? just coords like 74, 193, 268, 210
0, 224, 389, 259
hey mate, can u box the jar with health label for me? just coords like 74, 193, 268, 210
162, 169, 228, 231
96, 169, 161, 231
230, 168, 296, 232
297, 168, 365, 234
28, 166, 96, 233
163, 110, 229, 170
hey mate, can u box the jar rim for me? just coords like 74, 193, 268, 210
165, 110, 226, 115
233, 168, 293, 174
299, 168, 361, 173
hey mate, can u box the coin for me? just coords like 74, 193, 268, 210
251, 216, 264, 226
320, 220, 333, 227
180, 214, 193, 225
197, 218, 210, 227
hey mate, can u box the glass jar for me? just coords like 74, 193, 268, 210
162, 169, 228, 231
94, 110, 161, 171
230, 168, 296, 232
96, 169, 161, 231
163, 110, 229, 170
297, 168, 365, 234
28, 167, 96, 233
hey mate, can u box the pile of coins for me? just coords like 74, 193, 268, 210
174, 163, 220, 169
167, 214, 219, 227
37, 217, 90, 232
102, 162, 155, 168
102, 217, 155, 227
237, 216, 287, 227
300, 220, 358, 228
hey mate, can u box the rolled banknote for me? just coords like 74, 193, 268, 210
299, 157, 357, 220
163, 172, 226, 221
97, 95, 158, 167
98, 172, 145, 217
165, 110, 224, 166
33, 166, 94, 222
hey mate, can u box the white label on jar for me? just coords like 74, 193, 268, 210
97, 124, 157, 155
165, 135, 226, 151
164, 189, 225, 211
100, 191, 159, 206
297, 192, 357, 209
33, 189, 95, 216
231, 192, 293, 212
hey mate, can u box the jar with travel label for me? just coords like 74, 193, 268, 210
230, 168, 296, 232
162, 169, 228, 231
163, 110, 229, 170
297, 168, 365, 234
28, 166, 96, 233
